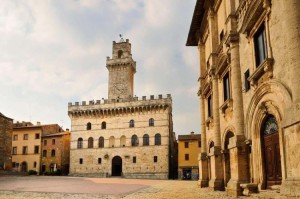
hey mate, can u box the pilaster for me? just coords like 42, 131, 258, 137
198, 153, 209, 187
226, 135, 249, 196
208, 146, 224, 191
280, 1, 300, 197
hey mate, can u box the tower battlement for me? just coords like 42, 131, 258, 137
68, 94, 171, 107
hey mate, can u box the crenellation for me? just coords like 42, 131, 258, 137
68, 94, 172, 108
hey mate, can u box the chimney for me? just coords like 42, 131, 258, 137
191, 131, 195, 135
37, 121, 41, 126
66, 128, 70, 132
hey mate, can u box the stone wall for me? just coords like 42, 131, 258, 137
0, 113, 13, 170
68, 97, 174, 179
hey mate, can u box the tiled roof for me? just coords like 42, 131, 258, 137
178, 133, 201, 141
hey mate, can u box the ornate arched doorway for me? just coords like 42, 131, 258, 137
261, 115, 282, 188
21, 162, 27, 172
111, 156, 122, 176
224, 131, 234, 187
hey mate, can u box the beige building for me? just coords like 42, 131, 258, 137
178, 132, 201, 180
12, 122, 63, 173
41, 130, 70, 175
186, 0, 300, 197
0, 112, 13, 170
68, 38, 176, 179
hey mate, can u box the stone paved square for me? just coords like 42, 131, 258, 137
0, 176, 280, 199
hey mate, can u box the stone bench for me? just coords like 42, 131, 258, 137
240, 183, 258, 196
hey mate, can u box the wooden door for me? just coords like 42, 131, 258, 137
263, 118, 282, 188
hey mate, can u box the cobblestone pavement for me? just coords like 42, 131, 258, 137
0, 176, 280, 199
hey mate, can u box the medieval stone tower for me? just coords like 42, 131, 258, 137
68, 39, 176, 179
107, 39, 136, 100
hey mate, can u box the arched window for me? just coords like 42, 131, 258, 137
129, 119, 134, 128
131, 135, 138, 146
143, 134, 149, 146
88, 137, 94, 148
87, 122, 92, 130
120, 135, 126, 147
118, 50, 123, 58
149, 118, 154, 126
98, 137, 104, 148
109, 136, 115, 147
155, 133, 161, 145
77, 138, 83, 149
101, 121, 106, 129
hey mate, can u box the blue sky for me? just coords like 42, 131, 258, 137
0, 0, 199, 136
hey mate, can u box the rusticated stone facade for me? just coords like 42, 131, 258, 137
68, 39, 176, 179
0, 112, 13, 170
187, 0, 300, 197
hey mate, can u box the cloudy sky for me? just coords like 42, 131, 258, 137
0, 0, 199, 136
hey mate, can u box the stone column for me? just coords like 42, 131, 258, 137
198, 95, 209, 187
226, 31, 249, 196
208, 74, 224, 191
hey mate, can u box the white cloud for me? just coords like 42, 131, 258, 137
0, 0, 199, 135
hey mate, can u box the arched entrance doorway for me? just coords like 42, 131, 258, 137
21, 162, 27, 172
261, 115, 282, 188
111, 156, 122, 176
224, 132, 234, 187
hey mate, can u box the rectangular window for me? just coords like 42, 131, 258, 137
33, 162, 37, 168
35, 133, 40, 139
42, 150, 47, 157
51, 150, 55, 157
185, 154, 189, 161
79, 158, 83, 164
154, 156, 158, 163
44, 140, 47, 146
12, 147, 17, 155
244, 69, 251, 92
98, 158, 102, 164
184, 142, 189, 148
254, 23, 267, 67
52, 139, 55, 145
133, 156, 136, 163
13, 135, 18, 141
198, 141, 201, 148
34, 146, 39, 154
22, 146, 28, 155
23, 134, 28, 140
223, 73, 230, 101
208, 95, 212, 117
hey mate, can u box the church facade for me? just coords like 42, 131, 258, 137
187, 0, 300, 197
68, 39, 176, 179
